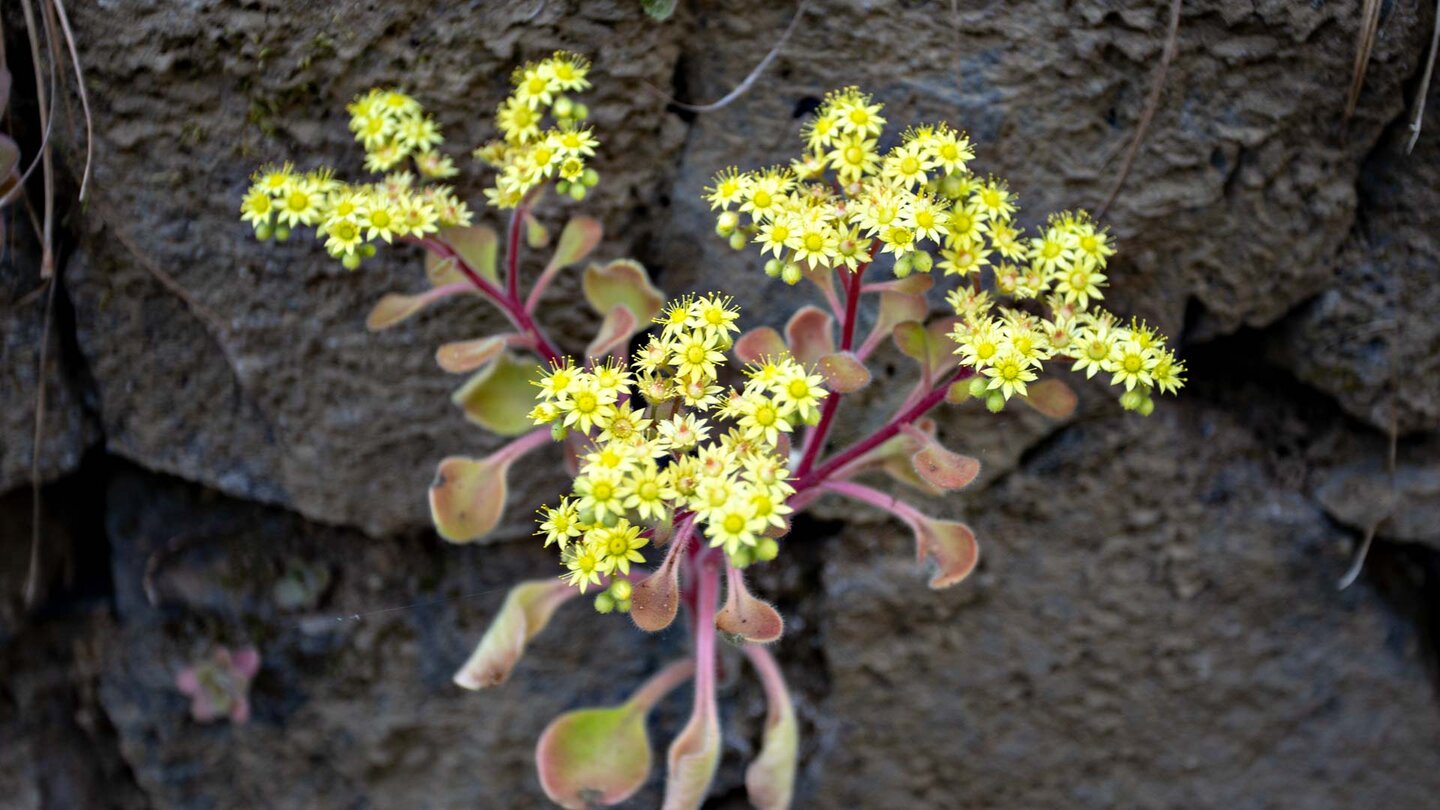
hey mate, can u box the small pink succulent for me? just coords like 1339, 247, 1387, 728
175, 646, 261, 724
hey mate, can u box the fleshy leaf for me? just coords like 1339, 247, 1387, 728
716, 568, 783, 644
907, 427, 981, 491
800, 262, 838, 308
365, 283, 470, 331
550, 216, 603, 273
428, 225, 498, 286
631, 542, 683, 633
734, 327, 788, 364
1024, 378, 1078, 420
436, 335, 507, 374
785, 306, 835, 367
817, 351, 871, 394
892, 320, 928, 363
537, 661, 692, 810
526, 212, 550, 248
454, 579, 575, 689
892, 317, 963, 383
663, 691, 721, 810
583, 259, 665, 324
913, 514, 981, 589
875, 290, 928, 338
429, 455, 511, 543
175, 646, 261, 724
451, 351, 540, 436
865, 274, 934, 295
744, 649, 798, 810
587, 305, 639, 359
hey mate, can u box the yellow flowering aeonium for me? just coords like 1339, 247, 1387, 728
529, 293, 826, 611
710, 86, 1185, 415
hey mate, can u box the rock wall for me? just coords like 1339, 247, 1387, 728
3, 0, 1439, 807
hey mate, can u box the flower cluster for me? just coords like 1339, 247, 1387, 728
472, 52, 600, 209
239, 89, 473, 270
529, 294, 827, 610
711, 86, 1185, 414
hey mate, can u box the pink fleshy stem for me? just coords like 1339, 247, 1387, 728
490, 427, 554, 466
690, 552, 721, 726
628, 659, 696, 714
741, 644, 791, 729
820, 479, 924, 531
794, 259, 870, 477
413, 235, 563, 366
505, 199, 530, 303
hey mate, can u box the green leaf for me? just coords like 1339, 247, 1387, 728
526, 211, 550, 248
744, 652, 798, 810
537, 662, 693, 810
451, 351, 540, 436
429, 455, 510, 543
663, 692, 720, 810
641, 0, 677, 21
550, 216, 603, 274
427, 225, 498, 286
784, 306, 835, 366
453, 579, 575, 689
582, 259, 665, 324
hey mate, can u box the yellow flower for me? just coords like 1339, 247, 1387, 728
984, 352, 1038, 400
671, 330, 726, 382
275, 177, 325, 227
592, 520, 647, 576
537, 498, 583, 549
574, 469, 626, 521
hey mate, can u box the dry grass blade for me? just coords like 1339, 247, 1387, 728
49, 0, 92, 198
1096, 0, 1182, 220
1405, 0, 1440, 153
23, 275, 56, 608
648, 0, 809, 113
1345, 0, 1384, 121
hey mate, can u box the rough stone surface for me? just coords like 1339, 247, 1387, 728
1269, 100, 1440, 435
3, 0, 1440, 808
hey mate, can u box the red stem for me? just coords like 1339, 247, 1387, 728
416, 235, 563, 366
792, 366, 973, 493
505, 203, 526, 303
794, 262, 867, 477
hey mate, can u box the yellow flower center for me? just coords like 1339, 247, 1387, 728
752, 190, 773, 208
900, 156, 920, 175
607, 534, 629, 555
787, 379, 810, 398
370, 209, 391, 228
575, 393, 597, 413
844, 145, 863, 165
1123, 355, 1143, 373
640, 482, 660, 500
686, 346, 706, 365
755, 405, 776, 426
804, 233, 824, 252
591, 481, 613, 500
287, 191, 310, 210
723, 514, 746, 533
940, 143, 958, 160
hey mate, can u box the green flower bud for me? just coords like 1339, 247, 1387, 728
764, 258, 784, 278
556, 179, 571, 195
1138, 396, 1155, 416
341, 252, 361, 271
781, 263, 803, 285
716, 210, 740, 236
755, 537, 780, 562
615, 598, 632, 613
568, 183, 588, 201
552, 96, 575, 119
594, 592, 616, 614
608, 578, 633, 602
361, 243, 377, 258
986, 390, 1006, 412
573, 102, 590, 120
911, 250, 934, 274
893, 254, 914, 278
551, 423, 570, 441
274, 225, 291, 242
1119, 388, 1145, 411
254, 222, 273, 241
581, 168, 600, 187
729, 547, 754, 568
968, 377, 990, 398
729, 231, 748, 250
939, 173, 965, 199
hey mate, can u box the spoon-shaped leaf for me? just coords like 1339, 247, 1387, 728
527, 216, 604, 311
1023, 378, 1078, 420
743, 646, 798, 810
451, 351, 541, 436
913, 514, 981, 589
904, 425, 980, 491
631, 535, 685, 633
583, 259, 664, 323
426, 225, 498, 286
734, 326, 788, 364
817, 351, 871, 394
435, 335, 507, 374
454, 579, 575, 689
785, 306, 835, 367
429, 429, 549, 543
365, 283, 470, 331
538, 661, 694, 809
586, 305, 639, 359
716, 566, 784, 644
